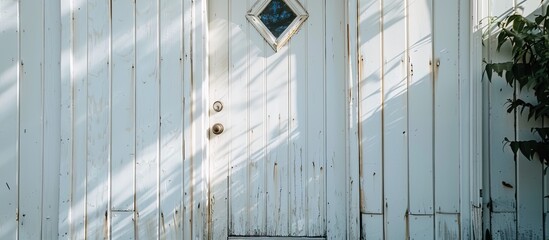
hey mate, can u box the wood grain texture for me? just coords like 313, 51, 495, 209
325, 0, 347, 237
434, 0, 460, 215
358, 0, 383, 216
58, 0, 73, 236
85, 0, 111, 238
110, 0, 137, 238
381, 0, 408, 238
0, 0, 19, 238
42, 0, 61, 237
304, 1, 326, 236
70, 0, 89, 238
408, 0, 434, 215
209, 0, 347, 237
159, 0, 185, 238
18, 0, 44, 237
135, 0, 160, 237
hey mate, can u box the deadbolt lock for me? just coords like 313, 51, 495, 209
213, 101, 223, 112
212, 123, 224, 135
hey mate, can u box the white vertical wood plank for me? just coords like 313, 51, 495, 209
516, 167, 543, 239
479, 0, 492, 236
458, 1, 483, 235
111, 0, 136, 238
514, 2, 544, 238
0, 0, 18, 238
86, 0, 111, 238
305, 1, 326, 236
159, 0, 184, 238
265, 35, 290, 238
228, 0, 250, 235
246, 0, 267, 235
435, 214, 460, 239
433, 0, 460, 216
42, 0, 61, 237
208, 0, 229, 237
111, 0, 136, 213
408, 0, 434, 216
409, 215, 434, 240
361, 214, 383, 240
18, 0, 44, 237
347, 0, 361, 236
325, 0, 347, 237
516, 94, 544, 239
70, 0, 89, 238
135, 0, 160, 237
470, 0, 485, 238
358, 0, 383, 216
483, 0, 517, 237
381, 0, 407, 238
487, 0, 516, 217
59, 0, 72, 236
289, 2, 307, 235
181, 0, 193, 238
191, 0, 208, 237
459, 0, 475, 237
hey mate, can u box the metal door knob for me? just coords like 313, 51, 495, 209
212, 123, 224, 135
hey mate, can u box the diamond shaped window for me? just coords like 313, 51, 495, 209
247, 0, 308, 52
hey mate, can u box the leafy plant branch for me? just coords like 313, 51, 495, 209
485, 5, 549, 165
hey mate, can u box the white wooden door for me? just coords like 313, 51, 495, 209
208, 0, 348, 238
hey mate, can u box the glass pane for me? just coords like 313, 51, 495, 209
259, 0, 297, 38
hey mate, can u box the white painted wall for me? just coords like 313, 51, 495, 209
56, 0, 206, 239
0, 0, 61, 239
479, 0, 548, 239
357, 0, 483, 238
6, 0, 537, 239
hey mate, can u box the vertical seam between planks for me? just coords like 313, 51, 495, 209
263, 24, 268, 233
304, 0, 309, 233
246, 0, 251, 230
319, 0, 329, 236
322, 0, 327, 234
157, 0, 162, 237
458, 0, 465, 237
512, 2, 518, 240
379, 0, 386, 237
430, 0, 436, 237
179, 0, 185, 237
228, 0, 232, 234
188, 0, 194, 237
355, 0, 363, 232
69, 0, 76, 236
404, 0, 410, 237
132, 0, 138, 236
287, 31, 292, 236
16, 0, 21, 237
108, 0, 113, 237
84, 0, 90, 236
40, 0, 46, 237
486, 0, 492, 234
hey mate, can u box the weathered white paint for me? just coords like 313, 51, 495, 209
208, 0, 353, 237
479, 0, 548, 239
356, 0, 482, 238
5, 0, 533, 238
57, 0, 203, 239
0, 0, 62, 239
18, 0, 45, 237
0, 0, 19, 239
